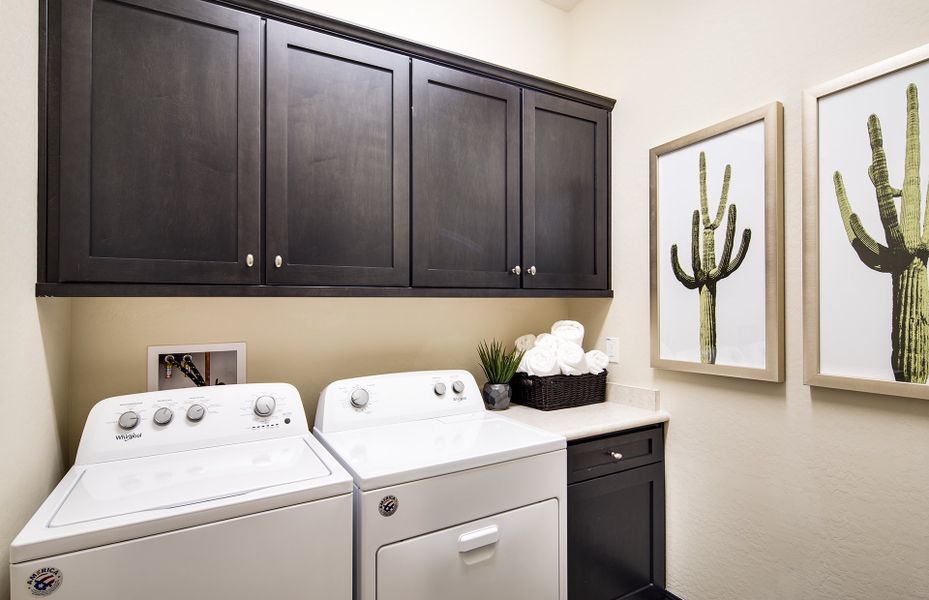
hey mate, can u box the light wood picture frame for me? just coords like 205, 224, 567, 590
650, 103, 784, 381
804, 43, 929, 399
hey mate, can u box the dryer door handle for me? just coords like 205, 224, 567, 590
457, 525, 499, 553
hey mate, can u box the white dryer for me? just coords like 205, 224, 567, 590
10, 383, 353, 600
314, 370, 567, 600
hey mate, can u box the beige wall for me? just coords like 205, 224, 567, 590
564, 0, 929, 598
65, 0, 575, 455
280, 0, 571, 81
0, 1, 72, 598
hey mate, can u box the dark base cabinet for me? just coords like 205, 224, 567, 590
568, 425, 666, 600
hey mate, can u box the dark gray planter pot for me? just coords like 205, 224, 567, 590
482, 383, 512, 410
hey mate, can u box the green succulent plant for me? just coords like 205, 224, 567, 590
477, 339, 525, 384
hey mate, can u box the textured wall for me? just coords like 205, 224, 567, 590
0, 2, 72, 598
563, 0, 929, 598
65, 0, 574, 456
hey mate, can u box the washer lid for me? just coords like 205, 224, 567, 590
315, 412, 565, 490
51, 437, 329, 527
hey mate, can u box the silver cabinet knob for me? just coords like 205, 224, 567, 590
117, 411, 140, 430
186, 404, 206, 422
254, 395, 276, 417
274, 255, 283, 268
511, 265, 521, 275
452, 380, 465, 394
608, 451, 623, 460
528, 266, 537, 276
350, 388, 370, 408
246, 253, 254, 267
433, 382, 446, 396
153, 407, 173, 426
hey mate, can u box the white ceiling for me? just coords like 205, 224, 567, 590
538, 0, 584, 12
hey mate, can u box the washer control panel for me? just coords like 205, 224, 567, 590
76, 383, 309, 464
315, 370, 483, 433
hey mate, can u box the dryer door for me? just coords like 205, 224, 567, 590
376, 499, 559, 600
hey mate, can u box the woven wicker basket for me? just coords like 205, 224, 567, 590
510, 371, 607, 411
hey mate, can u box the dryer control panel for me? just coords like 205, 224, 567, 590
75, 383, 308, 464
315, 370, 484, 433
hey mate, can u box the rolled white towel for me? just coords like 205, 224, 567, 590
514, 334, 537, 353
551, 320, 585, 347
520, 346, 560, 377
534, 333, 562, 351
557, 342, 589, 376
585, 350, 609, 375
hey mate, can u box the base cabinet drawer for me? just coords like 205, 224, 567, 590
567, 426, 666, 599
568, 425, 663, 484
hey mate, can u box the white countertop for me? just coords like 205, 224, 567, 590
502, 399, 669, 441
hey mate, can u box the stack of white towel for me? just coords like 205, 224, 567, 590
515, 320, 610, 377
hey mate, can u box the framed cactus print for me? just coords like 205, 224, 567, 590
650, 103, 784, 381
804, 44, 929, 399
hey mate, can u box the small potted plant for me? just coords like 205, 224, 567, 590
477, 339, 525, 410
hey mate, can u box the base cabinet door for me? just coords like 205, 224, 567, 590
265, 21, 410, 286
411, 60, 521, 288
57, 0, 262, 284
568, 453, 665, 599
522, 91, 609, 290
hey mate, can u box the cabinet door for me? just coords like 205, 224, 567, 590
412, 60, 520, 288
58, 0, 261, 284
568, 462, 666, 599
523, 91, 609, 290
266, 21, 410, 286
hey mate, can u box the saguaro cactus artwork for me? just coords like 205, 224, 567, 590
670, 152, 752, 364
833, 83, 929, 384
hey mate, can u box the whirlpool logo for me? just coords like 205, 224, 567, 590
115, 432, 141, 442
26, 567, 62, 596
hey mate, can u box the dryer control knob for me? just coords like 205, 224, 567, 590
452, 380, 465, 394
254, 395, 276, 417
117, 411, 140, 430
153, 407, 173, 426
350, 388, 369, 408
433, 382, 446, 396
186, 404, 205, 422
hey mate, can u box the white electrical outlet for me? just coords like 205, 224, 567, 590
605, 337, 619, 363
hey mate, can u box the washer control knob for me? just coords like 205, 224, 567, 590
186, 404, 206, 422
433, 382, 446, 396
153, 407, 173, 426
254, 395, 276, 417
117, 411, 140, 430
452, 380, 465, 394
350, 388, 370, 408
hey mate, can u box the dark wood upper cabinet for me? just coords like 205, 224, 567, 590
522, 91, 609, 290
57, 0, 262, 284
265, 21, 410, 286
411, 60, 520, 288
40, 0, 614, 297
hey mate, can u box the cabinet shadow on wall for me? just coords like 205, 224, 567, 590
36, 297, 71, 467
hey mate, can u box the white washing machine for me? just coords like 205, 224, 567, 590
10, 383, 353, 600
314, 370, 567, 600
